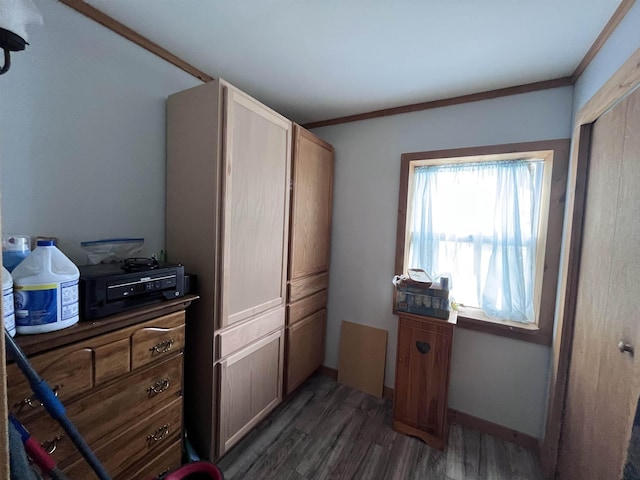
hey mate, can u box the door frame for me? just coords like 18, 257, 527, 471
541, 46, 640, 478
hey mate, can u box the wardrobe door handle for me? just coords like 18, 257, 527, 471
618, 341, 634, 356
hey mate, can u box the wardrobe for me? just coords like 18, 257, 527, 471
166, 80, 333, 460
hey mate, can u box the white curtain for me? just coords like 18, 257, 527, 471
408, 160, 544, 323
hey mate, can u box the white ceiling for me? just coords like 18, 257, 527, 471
86, 0, 621, 124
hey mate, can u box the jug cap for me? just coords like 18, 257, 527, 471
2, 235, 31, 252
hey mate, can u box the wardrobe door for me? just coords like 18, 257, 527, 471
289, 126, 334, 280
558, 86, 640, 480
220, 86, 292, 329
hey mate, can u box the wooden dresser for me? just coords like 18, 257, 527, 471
393, 310, 457, 450
5, 295, 197, 480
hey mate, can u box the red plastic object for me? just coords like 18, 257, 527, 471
159, 461, 224, 480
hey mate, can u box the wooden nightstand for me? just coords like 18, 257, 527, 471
392, 310, 457, 450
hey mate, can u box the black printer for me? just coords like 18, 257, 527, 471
78, 258, 185, 320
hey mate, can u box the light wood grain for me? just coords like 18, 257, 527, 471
217, 306, 284, 360
558, 81, 640, 480
558, 97, 625, 480
287, 289, 328, 326
542, 47, 640, 478
337, 321, 388, 398
288, 272, 329, 303
166, 80, 223, 460
289, 125, 334, 280
167, 79, 294, 460
221, 85, 292, 328
286, 309, 326, 395
218, 328, 284, 456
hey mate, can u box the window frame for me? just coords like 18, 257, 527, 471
395, 139, 571, 345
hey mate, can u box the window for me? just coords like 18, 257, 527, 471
395, 140, 570, 344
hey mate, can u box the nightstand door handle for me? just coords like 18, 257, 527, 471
147, 377, 170, 396
416, 341, 431, 355
150, 339, 174, 354
147, 423, 170, 443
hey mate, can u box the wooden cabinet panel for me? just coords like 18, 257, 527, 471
288, 272, 329, 304
558, 82, 640, 480
393, 314, 455, 450
64, 398, 183, 479
218, 328, 284, 455
167, 79, 295, 459
217, 307, 284, 360
221, 86, 291, 328
286, 309, 326, 395
290, 126, 334, 280
287, 289, 327, 326
131, 311, 185, 370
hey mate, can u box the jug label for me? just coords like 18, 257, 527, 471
2, 286, 14, 318
61, 280, 79, 321
14, 283, 58, 325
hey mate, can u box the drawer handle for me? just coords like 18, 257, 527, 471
147, 423, 170, 443
41, 435, 64, 454
150, 339, 175, 354
18, 385, 62, 411
147, 378, 171, 396
158, 468, 171, 477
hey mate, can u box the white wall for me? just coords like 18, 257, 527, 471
312, 86, 574, 438
573, 1, 640, 116
0, 0, 200, 264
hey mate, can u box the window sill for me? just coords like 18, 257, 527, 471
455, 306, 552, 346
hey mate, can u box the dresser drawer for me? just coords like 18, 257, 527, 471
131, 311, 185, 370
64, 398, 183, 479
6, 345, 94, 418
117, 439, 183, 480
21, 353, 184, 469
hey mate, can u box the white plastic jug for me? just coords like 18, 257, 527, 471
12, 240, 80, 334
2, 266, 16, 337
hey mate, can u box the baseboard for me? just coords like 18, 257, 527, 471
317, 365, 394, 400
448, 408, 541, 455
317, 366, 539, 453
318, 365, 338, 380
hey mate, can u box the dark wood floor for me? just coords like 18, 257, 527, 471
218, 375, 542, 480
